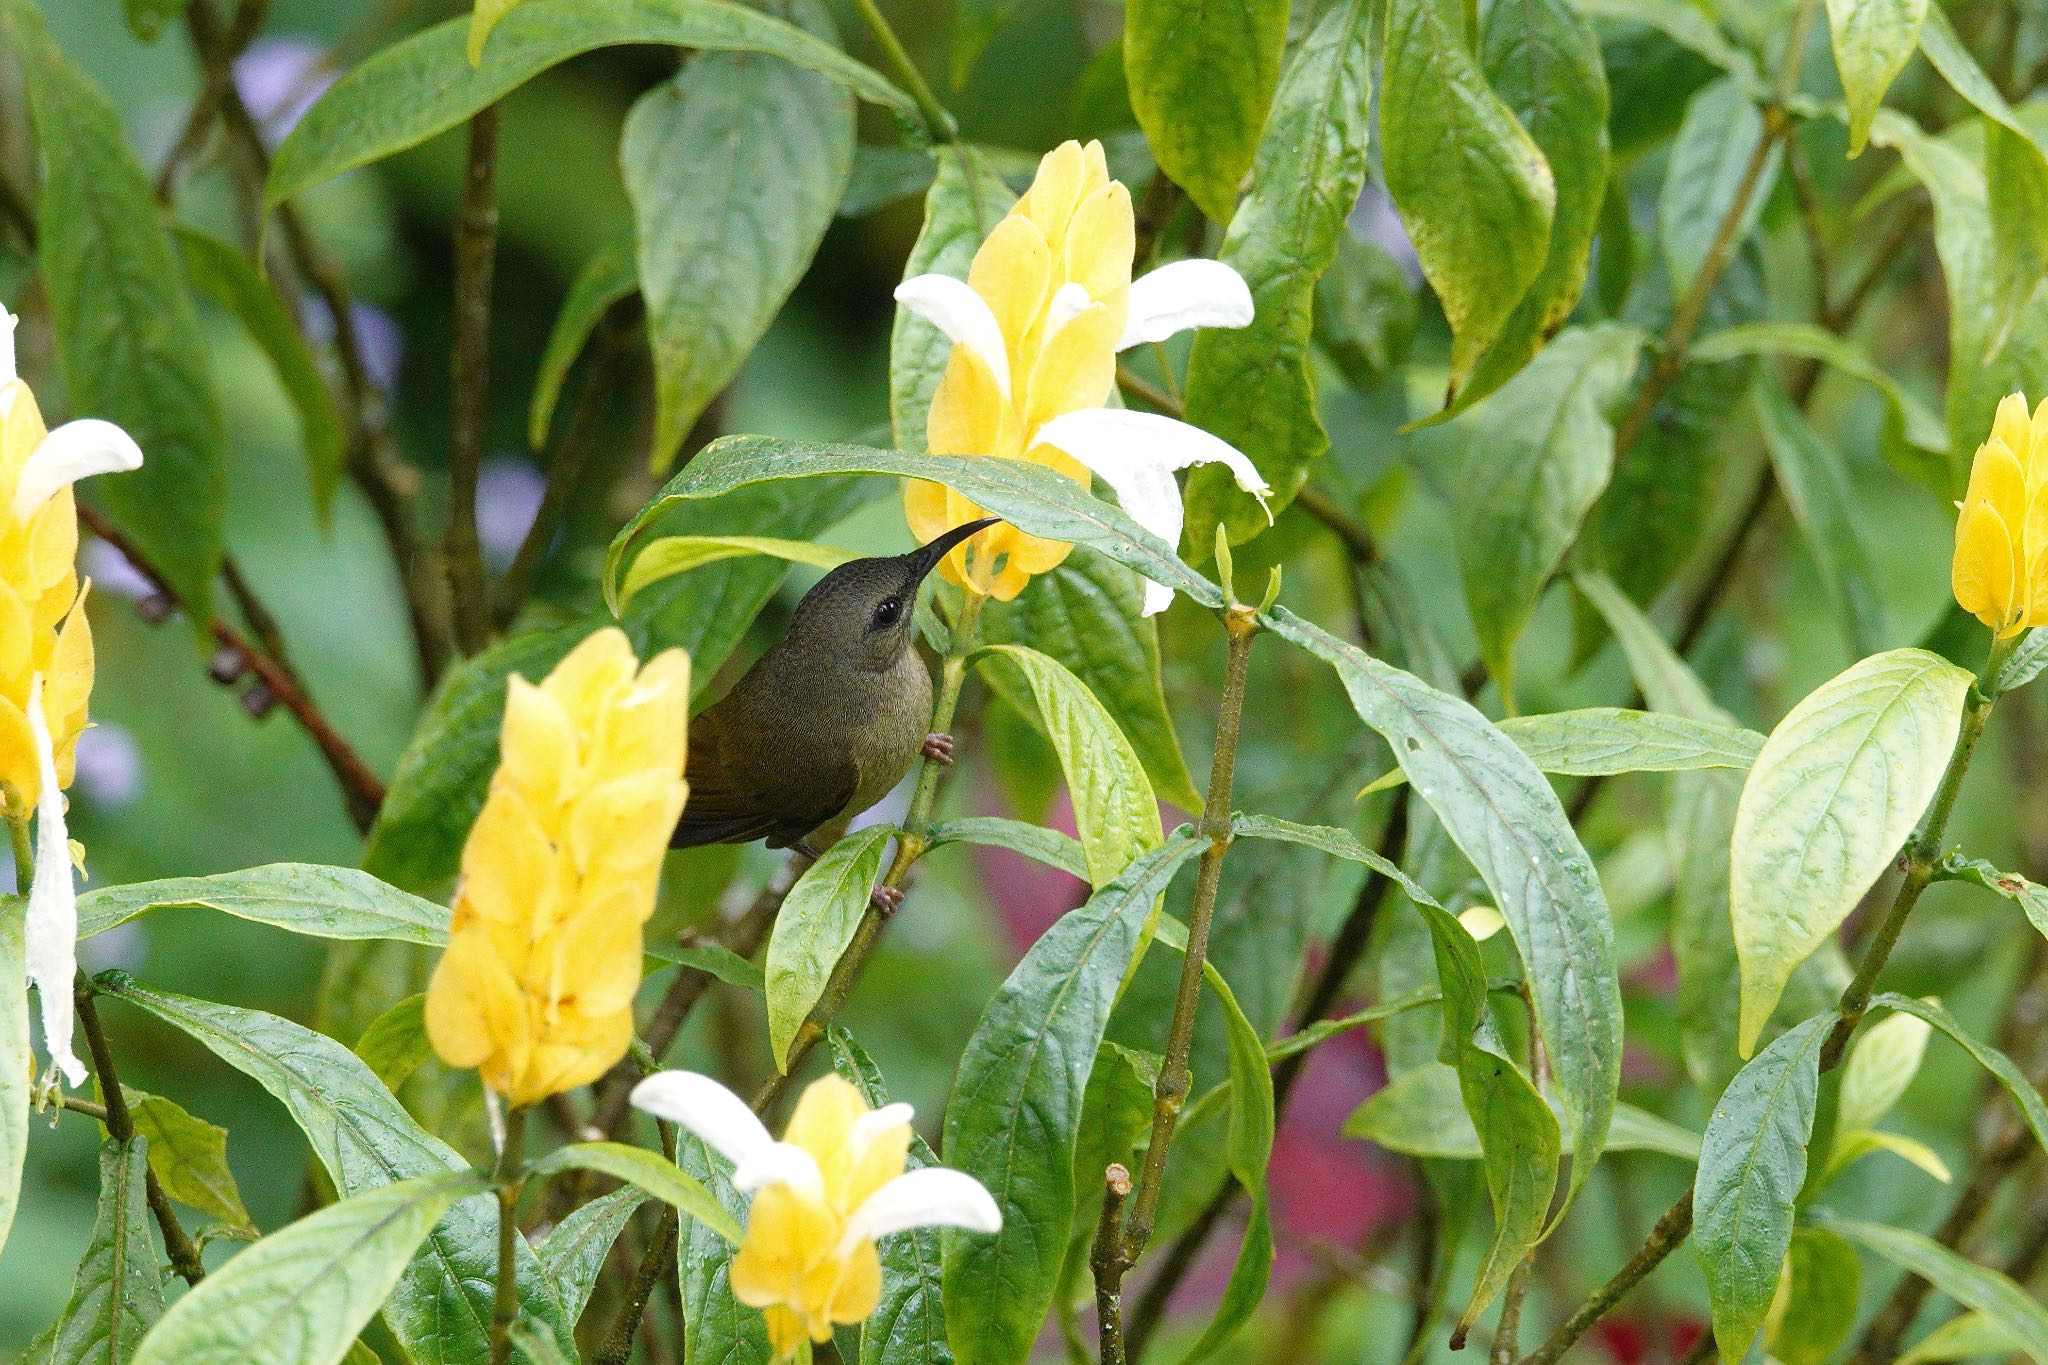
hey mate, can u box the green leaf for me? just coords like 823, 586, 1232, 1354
267, 0, 910, 205
469, 0, 525, 63
528, 1142, 739, 1243
940, 831, 1206, 1365
974, 646, 1161, 886
100, 977, 576, 1364
1991, 628, 2048, 695
1660, 78, 1778, 296
764, 824, 897, 1069
827, 1030, 954, 1365
0, 904, 22, 1256
677, 1132, 774, 1365
644, 942, 768, 994
1572, 570, 1736, 724
1360, 706, 1762, 794
982, 547, 1203, 812
1123, 0, 1287, 223
1690, 319, 1949, 459
1824, 1127, 1951, 1184
1752, 382, 1888, 655
78, 864, 450, 945
1692, 1011, 1833, 1363
611, 535, 856, 614
1730, 649, 1972, 1054
1944, 854, 2048, 943
536, 1186, 645, 1322
5, 0, 225, 619
625, 8, 854, 469
1827, 0, 1926, 153
1768, 1227, 1862, 1365
888, 148, 1014, 452
124, 1087, 253, 1230
1425, 323, 1643, 691
1181, 0, 1373, 545
1899, 1311, 2027, 1364
1836, 1007, 1930, 1135
1382, 0, 1555, 394
48, 1139, 164, 1365
134, 1171, 489, 1365
1449, 0, 1609, 411
1669, 769, 1748, 1096
173, 225, 345, 524
1312, 227, 1419, 387
353, 994, 433, 1094
1262, 608, 1621, 1208
528, 239, 636, 449
1819, 1213, 2048, 1364
1344, 1066, 1700, 1162
1870, 992, 2048, 1159
924, 817, 1089, 881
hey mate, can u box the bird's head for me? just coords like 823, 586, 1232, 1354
785, 518, 1002, 671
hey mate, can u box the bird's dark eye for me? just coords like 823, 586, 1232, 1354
872, 597, 904, 629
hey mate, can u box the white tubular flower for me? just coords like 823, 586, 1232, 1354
24, 674, 82, 1091
632, 1069, 1001, 1361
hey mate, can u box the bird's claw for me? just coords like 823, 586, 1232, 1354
869, 885, 906, 916
922, 732, 956, 765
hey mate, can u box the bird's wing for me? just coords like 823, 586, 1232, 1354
672, 708, 858, 849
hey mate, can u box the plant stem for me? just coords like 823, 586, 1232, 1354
848, 0, 956, 144
1519, 631, 2015, 1365
1119, 604, 1257, 1260
446, 104, 502, 656
489, 1103, 527, 1365
596, 1207, 678, 1365
1090, 1163, 1134, 1365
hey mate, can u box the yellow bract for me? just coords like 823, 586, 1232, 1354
730, 1074, 910, 1358
0, 379, 93, 817
905, 139, 1134, 600
1953, 392, 2048, 638
424, 627, 689, 1107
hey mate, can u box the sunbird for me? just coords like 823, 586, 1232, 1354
671, 518, 1002, 905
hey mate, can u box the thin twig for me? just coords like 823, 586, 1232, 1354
596, 1207, 678, 1365
445, 105, 502, 655
1090, 1163, 1134, 1365
848, 0, 956, 144
489, 1104, 527, 1365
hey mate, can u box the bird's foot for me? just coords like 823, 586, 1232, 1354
869, 884, 905, 916
922, 732, 956, 765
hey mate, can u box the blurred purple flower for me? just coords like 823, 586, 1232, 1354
478, 458, 546, 568
81, 539, 158, 602
73, 721, 143, 811
235, 37, 334, 145
1350, 183, 1422, 286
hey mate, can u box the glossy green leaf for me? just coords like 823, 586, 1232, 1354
267, 0, 909, 205
1181, 0, 1372, 545
1871, 992, 2048, 1158
625, 8, 854, 469
982, 547, 1201, 811
124, 1088, 252, 1231
1820, 1213, 2048, 1363
99, 977, 575, 1364
1731, 649, 1972, 1054
1943, 854, 2048, 943
536, 1187, 645, 1322
1124, 0, 1287, 222
975, 646, 1160, 886
1693, 1011, 1833, 1362
529, 1143, 739, 1242
1768, 1227, 1862, 1365
174, 226, 346, 523
1753, 382, 1888, 655
1449, 0, 1609, 411
527, 239, 637, 449
677, 1134, 774, 1365
1261, 607, 1621, 1206
611, 535, 855, 614
6, 0, 225, 618
134, 1171, 488, 1365
352, 995, 433, 1095
78, 864, 449, 945
1669, 770, 1748, 1097
1899, 1311, 2027, 1364
924, 817, 1089, 881
1827, 0, 1926, 154
48, 1139, 163, 1365
764, 824, 897, 1069
1660, 78, 1778, 295
888, 148, 1014, 452
645, 942, 768, 993
1382, 0, 1554, 393
1424, 323, 1642, 691
1361, 706, 1762, 795
827, 1030, 953, 1365
0, 906, 22, 1256
941, 831, 1205, 1365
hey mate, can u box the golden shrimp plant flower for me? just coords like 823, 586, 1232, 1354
0, 303, 142, 1094
424, 626, 689, 1108
1952, 391, 2048, 638
632, 1070, 1001, 1360
895, 139, 1270, 616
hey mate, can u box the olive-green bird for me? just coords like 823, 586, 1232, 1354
671, 517, 1000, 873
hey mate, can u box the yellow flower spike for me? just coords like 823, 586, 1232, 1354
0, 302, 143, 1096
425, 626, 689, 1108
893, 141, 1271, 615
633, 1070, 1001, 1361
1953, 392, 2048, 638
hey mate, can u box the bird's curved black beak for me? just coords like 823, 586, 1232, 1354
909, 516, 1002, 580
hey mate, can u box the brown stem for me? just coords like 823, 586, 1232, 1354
1491, 1255, 1535, 1365
1090, 1163, 1134, 1365
445, 105, 502, 655
596, 1207, 678, 1365
74, 981, 207, 1286
489, 1104, 527, 1365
